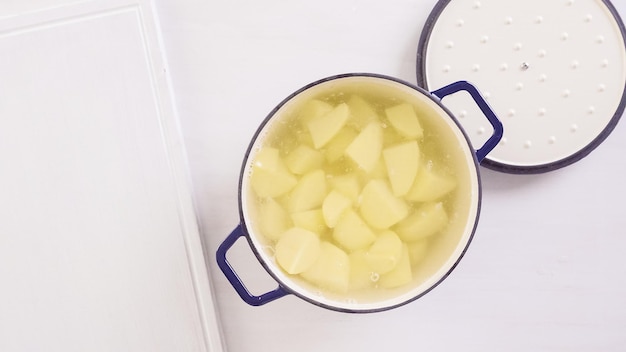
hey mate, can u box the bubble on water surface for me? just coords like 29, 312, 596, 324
370, 272, 380, 282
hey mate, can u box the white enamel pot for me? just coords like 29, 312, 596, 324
217, 73, 503, 313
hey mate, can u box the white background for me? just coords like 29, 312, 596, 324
6, 0, 626, 351
153, 0, 626, 351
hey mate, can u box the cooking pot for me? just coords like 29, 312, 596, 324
217, 73, 503, 313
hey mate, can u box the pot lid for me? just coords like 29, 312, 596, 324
417, 0, 626, 173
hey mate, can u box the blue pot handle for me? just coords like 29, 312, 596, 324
431, 81, 503, 162
216, 224, 290, 306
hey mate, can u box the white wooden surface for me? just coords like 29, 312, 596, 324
154, 0, 626, 351
0, 1, 223, 351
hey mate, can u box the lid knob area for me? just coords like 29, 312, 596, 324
417, 0, 626, 173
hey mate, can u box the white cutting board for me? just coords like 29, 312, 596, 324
0, 1, 224, 351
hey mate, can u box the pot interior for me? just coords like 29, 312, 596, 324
240, 74, 481, 312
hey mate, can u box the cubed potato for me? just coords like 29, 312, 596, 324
378, 244, 412, 289
275, 227, 321, 275
383, 141, 420, 196
406, 162, 457, 202
328, 173, 361, 203
345, 122, 383, 173
366, 157, 388, 180
347, 95, 378, 130
288, 170, 327, 212
385, 103, 423, 139
359, 180, 409, 230
298, 99, 333, 126
394, 202, 449, 242
332, 210, 377, 251
366, 230, 403, 274
383, 125, 403, 146
307, 103, 350, 148
285, 144, 324, 175
348, 250, 374, 290
296, 130, 315, 148
252, 147, 281, 169
250, 148, 298, 198
258, 197, 292, 242
407, 240, 429, 268
322, 190, 352, 228
250, 168, 298, 198
291, 209, 327, 235
323, 127, 358, 163
301, 241, 350, 293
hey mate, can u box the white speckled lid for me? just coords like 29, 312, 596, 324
417, 0, 626, 173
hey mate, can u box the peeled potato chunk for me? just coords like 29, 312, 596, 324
322, 190, 352, 228
348, 250, 374, 290
347, 95, 378, 130
250, 148, 298, 198
328, 173, 361, 203
324, 127, 358, 163
258, 198, 292, 242
301, 241, 350, 293
394, 202, 449, 242
275, 227, 321, 275
288, 170, 327, 213
378, 244, 412, 289
366, 230, 403, 274
406, 162, 457, 202
408, 240, 429, 267
291, 209, 327, 235
307, 103, 350, 149
345, 121, 383, 173
366, 157, 388, 180
285, 144, 324, 175
385, 103, 423, 139
298, 99, 333, 125
359, 180, 409, 230
383, 124, 404, 147
383, 141, 420, 197
333, 210, 377, 251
